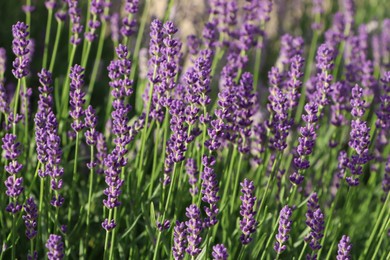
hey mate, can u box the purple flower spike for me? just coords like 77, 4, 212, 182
121, 0, 139, 38
69, 64, 86, 132
185, 204, 202, 257
201, 155, 220, 228
172, 221, 187, 260
337, 235, 352, 260
12, 21, 30, 79
212, 244, 228, 260
2, 133, 24, 213
313, 44, 334, 106
274, 205, 293, 254
305, 193, 324, 257
186, 158, 199, 195
85, 105, 98, 147
68, 0, 83, 45
46, 234, 64, 260
23, 197, 38, 240
345, 85, 372, 186
239, 179, 257, 245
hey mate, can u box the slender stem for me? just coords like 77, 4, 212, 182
298, 242, 307, 260
371, 215, 390, 259
49, 21, 64, 72
109, 208, 118, 260
103, 210, 113, 260
60, 44, 77, 121
230, 152, 243, 214
12, 80, 21, 135
362, 192, 390, 258
153, 163, 177, 260
42, 9, 53, 69
22, 77, 29, 148
11, 213, 16, 260
87, 0, 111, 104
85, 146, 95, 256
68, 132, 80, 224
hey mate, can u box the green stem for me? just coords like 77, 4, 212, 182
230, 153, 243, 214
60, 44, 77, 121
49, 21, 64, 72
153, 163, 178, 260
12, 80, 21, 135
298, 242, 307, 260
68, 132, 80, 224
371, 215, 390, 259
362, 192, 390, 258
103, 210, 113, 260
85, 146, 95, 256
42, 9, 53, 69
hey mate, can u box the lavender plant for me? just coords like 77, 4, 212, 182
0, 0, 389, 259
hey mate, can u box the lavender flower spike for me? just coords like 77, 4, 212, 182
12, 21, 30, 79
212, 244, 228, 260
274, 205, 293, 254
239, 179, 258, 245
305, 193, 324, 258
185, 204, 202, 257
46, 234, 64, 260
2, 133, 24, 214
23, 197, 38, 240
337, 235, 352, 260
69, 64, 86, 132
172, 221, 187, 260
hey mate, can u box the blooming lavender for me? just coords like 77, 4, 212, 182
23, 197, 38, 240
84, 0, 103, 42
69, 64, 86, 132
185, 204, 202, 257
186, 158, 199, 195
314, 44, 335, 107
46, 234, 64, 260
102, 44, 133, 231
305, 193, 324, 256
337, 235, 352, 260
2, 133, 24, 213
291, 103, 319, 185
274, 205, 293, 254
68, 0, 83, 45
121, 0, 139, 39
172, 221, 187, 260
239, 179, 257, 245
12, 21, 30, 79
287, 55, 305, 110
212, 244, 228, 260
201, 155, 220, 228
267, 67, 290, 151
345, 85, 371, 186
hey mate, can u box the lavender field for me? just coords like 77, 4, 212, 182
0, 0, 389, 259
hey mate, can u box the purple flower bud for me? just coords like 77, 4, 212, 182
212, 244, 228, 260
337, 235, 352, 260
274, 206, 293, 254
46, 234, 64, 260
172, 221, 187, 260
239, 179, 257, 245
185, 204, 202, 256
305, 193, 324, 255
23, 197, 38, 240
12, 21, 30, 79
68, 0, 83, 45
69, 64, 86, 132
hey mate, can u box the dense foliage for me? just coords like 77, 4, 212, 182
0, 0, 389, 259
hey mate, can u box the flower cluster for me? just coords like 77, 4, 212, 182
274, 205, 293, 254
185, 204, 202, 257
12, 21, 30, 79
2, 133, 24, 214
46, 234, 64, 260
239, 179, 257, 245
305, 193, 324, 256
69, 64, 86, 132
84, 0, 103, 42
172, 221, 187, 260
201, 155, 220, 228
337, 235, 352, 260
68, 0, 83, 45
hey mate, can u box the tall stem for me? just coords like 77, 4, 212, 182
85, 146, 95, 256
68, 132, 80, 224
49, 21, 64, 72
42, 9, 53, 69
